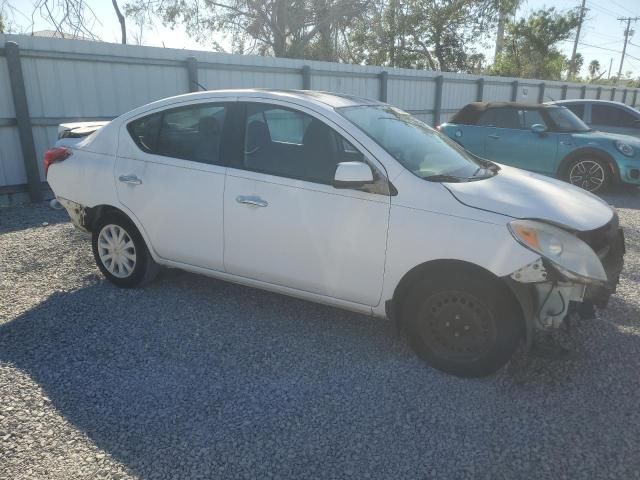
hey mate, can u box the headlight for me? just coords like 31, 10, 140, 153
508, 219, 607, 283
614, 140, 635, 157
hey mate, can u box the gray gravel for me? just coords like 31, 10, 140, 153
1, 192, 640, 480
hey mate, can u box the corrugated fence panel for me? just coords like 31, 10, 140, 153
2, 33, 640, 191
0, 128, 26, 186
388, 76, 435, 113
483, 82, 512, 101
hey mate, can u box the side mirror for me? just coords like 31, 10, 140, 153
333, 161, 374, 188
531, 123, 547, 134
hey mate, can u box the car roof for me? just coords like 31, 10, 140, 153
549, 99, 636, 109
461, 101, 559, 111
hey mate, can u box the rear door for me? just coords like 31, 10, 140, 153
482, 107, 558, 174
115, 99, 234, 270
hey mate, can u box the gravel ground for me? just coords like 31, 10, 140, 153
1, 192, 640, 480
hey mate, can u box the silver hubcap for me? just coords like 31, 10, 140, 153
569, 160, 605, 192
97, 224, 136, 278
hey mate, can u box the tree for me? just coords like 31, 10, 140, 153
0, 13, 4, 33
125, 0, 368, 59
493, 0, 520, 59
588, 59, 600, 78
347, 0, 498, 72
112, 0, 127, 44
492, 7, 581, 80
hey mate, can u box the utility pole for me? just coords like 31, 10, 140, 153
607, 58, 613, 80
569, 0, 587, 79
617, 17, 639, 84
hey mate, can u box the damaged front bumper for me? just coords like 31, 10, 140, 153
506, 223, 625, 341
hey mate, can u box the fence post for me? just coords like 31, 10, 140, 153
5, 41, 41, 203
596, 87, 602, 99
379, 71, 388, 102
476, 78, 484, 102
580, 85, 587, 99
538, 82, 545, 103
302, 65, 311, 90
610, 87, 616, 101
511, 80, 518, 101
633, 90, 638, 108
622, 89, 628, 104
186, 56, 199, 93
433, 75, 444, 126
561, 85, 568, 100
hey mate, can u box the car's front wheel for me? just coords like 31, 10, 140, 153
565, 156, 611, 193
92, 212, 159, 288
403, 270, 523, 378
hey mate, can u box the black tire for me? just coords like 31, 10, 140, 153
92, 212, 159, 288
563, 156, 612, 193
402, 269, 523, 378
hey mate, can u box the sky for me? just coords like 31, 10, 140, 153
4, 0, 640, 79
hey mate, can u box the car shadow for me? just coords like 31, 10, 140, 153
600, 186, 640, 210
2, 267, 640, 478
0, 202, 69, 234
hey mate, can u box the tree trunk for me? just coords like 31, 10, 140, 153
112, 0, 127, 44
494, 5, 506, 60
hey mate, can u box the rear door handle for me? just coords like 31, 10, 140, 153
487, 134, 500, 140
236, 195, 268, 207
118, 174, 142, 185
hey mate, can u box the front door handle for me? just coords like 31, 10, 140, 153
118, 174, 142, 185
236, 195, 268, 207
487, 134, 500, 140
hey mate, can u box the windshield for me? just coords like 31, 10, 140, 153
338, 105, 491, 180
547, 107, 591, 132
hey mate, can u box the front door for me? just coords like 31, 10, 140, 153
481, 107, 558, 174
115, 100, 232, 271
223, 101, 390, 306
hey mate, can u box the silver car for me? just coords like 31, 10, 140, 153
549, 99, 640, 138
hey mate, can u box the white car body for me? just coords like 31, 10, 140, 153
47, 89, 624, 362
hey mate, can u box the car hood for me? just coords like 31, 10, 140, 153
571, 129, 640, 146
444, 165, 614, 231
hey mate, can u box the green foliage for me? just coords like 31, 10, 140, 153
0, 13, 4, 34
346, 0, 498, 72
491, 7, 580, 80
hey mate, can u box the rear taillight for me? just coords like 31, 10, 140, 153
44, 147, 71, 177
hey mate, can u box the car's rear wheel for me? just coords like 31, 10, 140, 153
565, 157, 611, 193
403, 271, 523, 378
92, 212, 159, 288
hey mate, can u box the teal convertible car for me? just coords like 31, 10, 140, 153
439, 102, 640, 192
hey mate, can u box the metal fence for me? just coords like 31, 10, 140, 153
1, 33, 639, 202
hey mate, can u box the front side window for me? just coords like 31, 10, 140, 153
519, 109, 547, 129
127, 103, 227, 165
591, 105, 637, 127
338, 105, 488, 180
243, 103, 363, 184
564, 104, 585, 119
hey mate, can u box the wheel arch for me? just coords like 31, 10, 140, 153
557, 147, 620, 182
84, 203, 159, 261
388, 259, 526, 333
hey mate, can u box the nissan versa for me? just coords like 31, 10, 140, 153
45, 90, 625, 378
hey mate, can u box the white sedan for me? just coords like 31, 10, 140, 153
45, 89, 625, 377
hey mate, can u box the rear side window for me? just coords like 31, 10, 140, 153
477, 108, 521, 129
564, 104, 585, 119
127, 103, 228, 165
591, 105, 637, 127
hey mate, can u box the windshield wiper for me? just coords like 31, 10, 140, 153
422, 174, 466, 183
